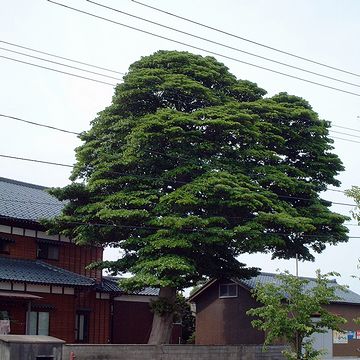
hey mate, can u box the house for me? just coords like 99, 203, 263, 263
0, 177, 182, 344
189, 273, 360, 357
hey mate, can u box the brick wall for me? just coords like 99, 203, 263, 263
1, 290, 110, 344
2, 232, 102, 280
76, 290, 111, 343
63, 344, 286, 360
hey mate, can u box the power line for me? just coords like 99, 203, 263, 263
0, 154, 73, 168
0, 114, 81, 135
46, 1, 360, 98
1, 112, 358, 195
330, 136, 360, 144
329, 129, 360, 139
131, 0, 360, 79
328, 188, 346, 194
332, 124, 360, 134
0, 213, 355, 238
0, 152, 356, 206
0, 198, 64, 207
87, 0, 360, 89
3, 108, 360, 150
0, 195, 354, 209
0, 46, 122, 81
0, 55, 117, 87
0, 40, 124, 75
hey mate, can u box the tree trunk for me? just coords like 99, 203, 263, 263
148, 287, 177, 344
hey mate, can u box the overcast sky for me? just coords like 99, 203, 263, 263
1, 0, 360, 291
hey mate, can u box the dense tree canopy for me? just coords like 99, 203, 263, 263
47, 51, 348, 341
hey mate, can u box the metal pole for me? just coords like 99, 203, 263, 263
295, 253, 299, 277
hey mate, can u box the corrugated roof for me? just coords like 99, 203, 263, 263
237, 272, 360, 305
190, 272, 360, 305
0, 177, 64, 221
0, 256, 94, 287
98, 276, 159, 296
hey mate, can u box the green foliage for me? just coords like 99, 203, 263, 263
45, 50, 348, 293
282, 340, 326, 360
174, 294, 195, 343
247, 271, 347, 360
150, 296, 176, 316
345, 186, 360, 223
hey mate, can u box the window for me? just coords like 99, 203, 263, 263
219, 283, 238, 298
75, 312, 89, 343
29, 311, 49, 335
37, 242, 59, 260
0, 311, 9, 320
0, 237, 14, 254
0, 241, 10, 254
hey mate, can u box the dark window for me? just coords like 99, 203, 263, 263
29, 311, 49, 335
37, 243, 59, 260
75, 312, 89, 343
219, 283, 238, 298
0, 311, 9, 320
0, 240, 10, 254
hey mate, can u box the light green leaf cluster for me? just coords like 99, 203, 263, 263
247, 271, 347, 360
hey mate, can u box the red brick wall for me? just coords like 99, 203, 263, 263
44, 243, 102, 281
0, 290, 110, 343
4, 233, 37, 259
1, 232, 102, 280
0, 293, 76, 342
112, 301, 153, 343
76, 290, 111, 344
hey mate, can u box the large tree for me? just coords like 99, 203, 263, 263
46, 51, 348, 344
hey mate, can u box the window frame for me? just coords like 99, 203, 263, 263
36, 242, 59, 261
75, 311, 90, 343
219, 282, 238, 298
28, 311, 50, 336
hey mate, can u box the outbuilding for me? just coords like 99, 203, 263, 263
189, 272, 360, 357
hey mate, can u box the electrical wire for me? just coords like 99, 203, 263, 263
131, 0, 360, 79
0, 39, 124, 75
0, 213, 356, 238
0, 154, 73, 168
0, 113, 357, 197
0, 195, 354, 208
46, 1, 360, 98
0, 46, 122, 81
0, 153, 356, 206
0, 114, 81, 135
87, 0, 360, 89
332, 124, 360, 134
0, 55, 117, 87
329, 129, 360, 139
3, 108, 360, 146
330, 136, 360, 144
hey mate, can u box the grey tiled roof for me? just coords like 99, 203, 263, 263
0, 177, 64, 221
237, 272, 360, 305
0, 256, 94, 287
98, 276, 159, 296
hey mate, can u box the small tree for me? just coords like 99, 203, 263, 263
247, 271, 347, 360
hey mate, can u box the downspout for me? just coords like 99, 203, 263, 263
26, 300, 32, 335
